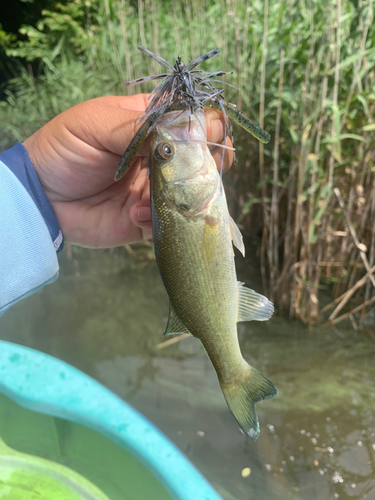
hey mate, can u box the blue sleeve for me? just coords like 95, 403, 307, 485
0, 143, 61, 316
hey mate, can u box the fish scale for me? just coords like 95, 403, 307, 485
153, 197, 237, 346
150, 110, 276, 439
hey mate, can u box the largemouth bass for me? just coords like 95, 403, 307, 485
150, 109, 276, 440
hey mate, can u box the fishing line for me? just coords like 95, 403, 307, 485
171, 139, 235, 151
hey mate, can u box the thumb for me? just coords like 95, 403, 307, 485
129, 200, 153, 241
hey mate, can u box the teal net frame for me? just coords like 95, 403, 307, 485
0, 340, 223, 500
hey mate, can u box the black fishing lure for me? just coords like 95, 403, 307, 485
123, 46, 230, 122
115, 46, 270, 181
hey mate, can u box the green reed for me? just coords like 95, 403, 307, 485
1, 0, 374, 326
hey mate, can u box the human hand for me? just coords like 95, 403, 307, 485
23, 95, 233, 248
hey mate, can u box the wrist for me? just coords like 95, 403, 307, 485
0, 142, 64, 252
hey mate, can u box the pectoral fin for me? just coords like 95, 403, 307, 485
163, 302, 192, 336
229, 216, 245, 257
237, 282, 274, 322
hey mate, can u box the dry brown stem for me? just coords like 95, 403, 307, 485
322, 264, 375, 318
156, 334, 190, 349
326, 295, 375, 326
334, 188, 375, 286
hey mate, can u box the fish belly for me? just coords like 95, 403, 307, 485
153, 197, 235, 324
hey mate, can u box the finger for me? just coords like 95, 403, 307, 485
74, 97, 149, 157
205, 109, 234, 173
128, 156, 152, 241
88, 97, 231, 160
24, 95, 151, 194
205, 108, 225, 144
210, 137, 234, 174
109, 98, 232, 159
129, 200, 153, 241
40, 95, 150, 166
59, 96, 233, 176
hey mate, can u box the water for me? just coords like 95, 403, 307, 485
0, 246, 374, 500
0, 393, 172, 500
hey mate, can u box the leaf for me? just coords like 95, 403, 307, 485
323, 134, 367, 143
288, 126, 298, 144
355, 94, 370, 115
319, 183, 331, 201
332, 105, 342, 161
50, 35, 65, 62
361, 124, 375, 131
328, 47, 375, 74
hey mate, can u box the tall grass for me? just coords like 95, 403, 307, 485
1, 0, 374, 326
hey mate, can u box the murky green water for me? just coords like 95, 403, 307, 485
0, 393, 172, 500
0, 246, 374, 500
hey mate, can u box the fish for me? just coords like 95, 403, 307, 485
149, 108, 276, 440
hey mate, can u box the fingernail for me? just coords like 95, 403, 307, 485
210, 118, 223, 143
138, 206, 151, 222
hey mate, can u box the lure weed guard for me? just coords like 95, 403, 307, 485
0, 340, 223, 500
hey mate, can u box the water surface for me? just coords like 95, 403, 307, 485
0, 393, 172, 500
0, 246, 374, 500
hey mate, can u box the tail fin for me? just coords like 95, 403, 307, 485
219, 364, 277, 440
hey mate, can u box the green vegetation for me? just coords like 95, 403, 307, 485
0, 0, 374, 326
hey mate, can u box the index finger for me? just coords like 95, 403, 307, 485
85, 95, 233, 171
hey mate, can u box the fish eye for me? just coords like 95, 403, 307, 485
155, 142, 174, 161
